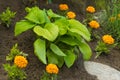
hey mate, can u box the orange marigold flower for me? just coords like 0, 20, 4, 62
14, 56, 28, 68
88, 20, 100, 29
59, 4, 68, 11
102, 35, 114, 44
46, 64, 59, 74
86, 6, 95, 13
67, 11, 76, 19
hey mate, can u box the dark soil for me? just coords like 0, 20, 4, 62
0, 0, 120, 80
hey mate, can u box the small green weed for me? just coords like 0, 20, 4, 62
0, 7, 16, 28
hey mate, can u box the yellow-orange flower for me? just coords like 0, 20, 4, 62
46, 64, 59, 74
59, 4, 68, 11
86, 6, 95, 13
67, 11, 76, 19
102, 35, 114, 44
88, 20, 100, 29
14, 56, 28, 68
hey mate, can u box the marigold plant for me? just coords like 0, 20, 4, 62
95, 35, 116, 58
88, 20, 100, 29
86, 6, 95, 13
14, 56, 28, 68
67, 11, 76, 19
102, 35, 114, 44
46, 64, 59, 74
3, 44, 28, 80
59, 4, 68, 11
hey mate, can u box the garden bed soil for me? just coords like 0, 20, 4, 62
0, 0, 120, 80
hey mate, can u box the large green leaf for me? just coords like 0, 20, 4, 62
15, 20, 35, 36
57, 56, 64, 68
47, 9, 61, 18
68, 19, 91, 41
64, 50, 76, 68
59, 35, 78, 46
55, 18, 69, 35
47, 50, 64, 68
33, 23, 59, 41
78, 41, 92, 60
47, 50, 58, 64
50, 43, 66, 56
43, 9, 51, 23
34, 39, 47, 64
25, 7, 46, 24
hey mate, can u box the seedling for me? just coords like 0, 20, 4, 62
0, 7, 16, 28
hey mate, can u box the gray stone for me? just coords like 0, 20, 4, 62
84, 61, 120, 80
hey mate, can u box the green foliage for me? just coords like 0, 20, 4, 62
15, 20, 35, 36
54, 18, 69, 35
14, 7, 92, 68
95, 41, 117, 58
41, 71, 58, 80
94, 0, 107, 10
6, 43, 28, 61
64, 50, 76, 68
0, 7, 16, 27
95, 41, 109, 54
78, 41, 92, 60
68, 19, 91, 41
94, 0, 120, 47
3, 44, 28, 80
6, 44, 20, 61
34, 39, 47, 64
50, 43, 66, 56
33, 24, 59, 41
3, 64, 26, 80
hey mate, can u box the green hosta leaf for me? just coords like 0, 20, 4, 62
68, 19, 91, 41
57, 56, 64, 68
33, 23, 59, 41
25, 7, 45, 24
59, 35, 77, 46
78, 41, 92, 60
64, 50, 76, 68
50, 43, 66, 56
34, 39, 47, 64
47, 50, 58, 64
43, 9, 51, 23
15, 20, 35, 36
47, 50, 64, 68
55, 18, 69, 35
47, 9, 61, 18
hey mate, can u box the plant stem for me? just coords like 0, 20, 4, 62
95, 52, 101, 59
51, 76, 53, 80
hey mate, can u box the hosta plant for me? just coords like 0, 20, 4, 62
14, 7, 92, 68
